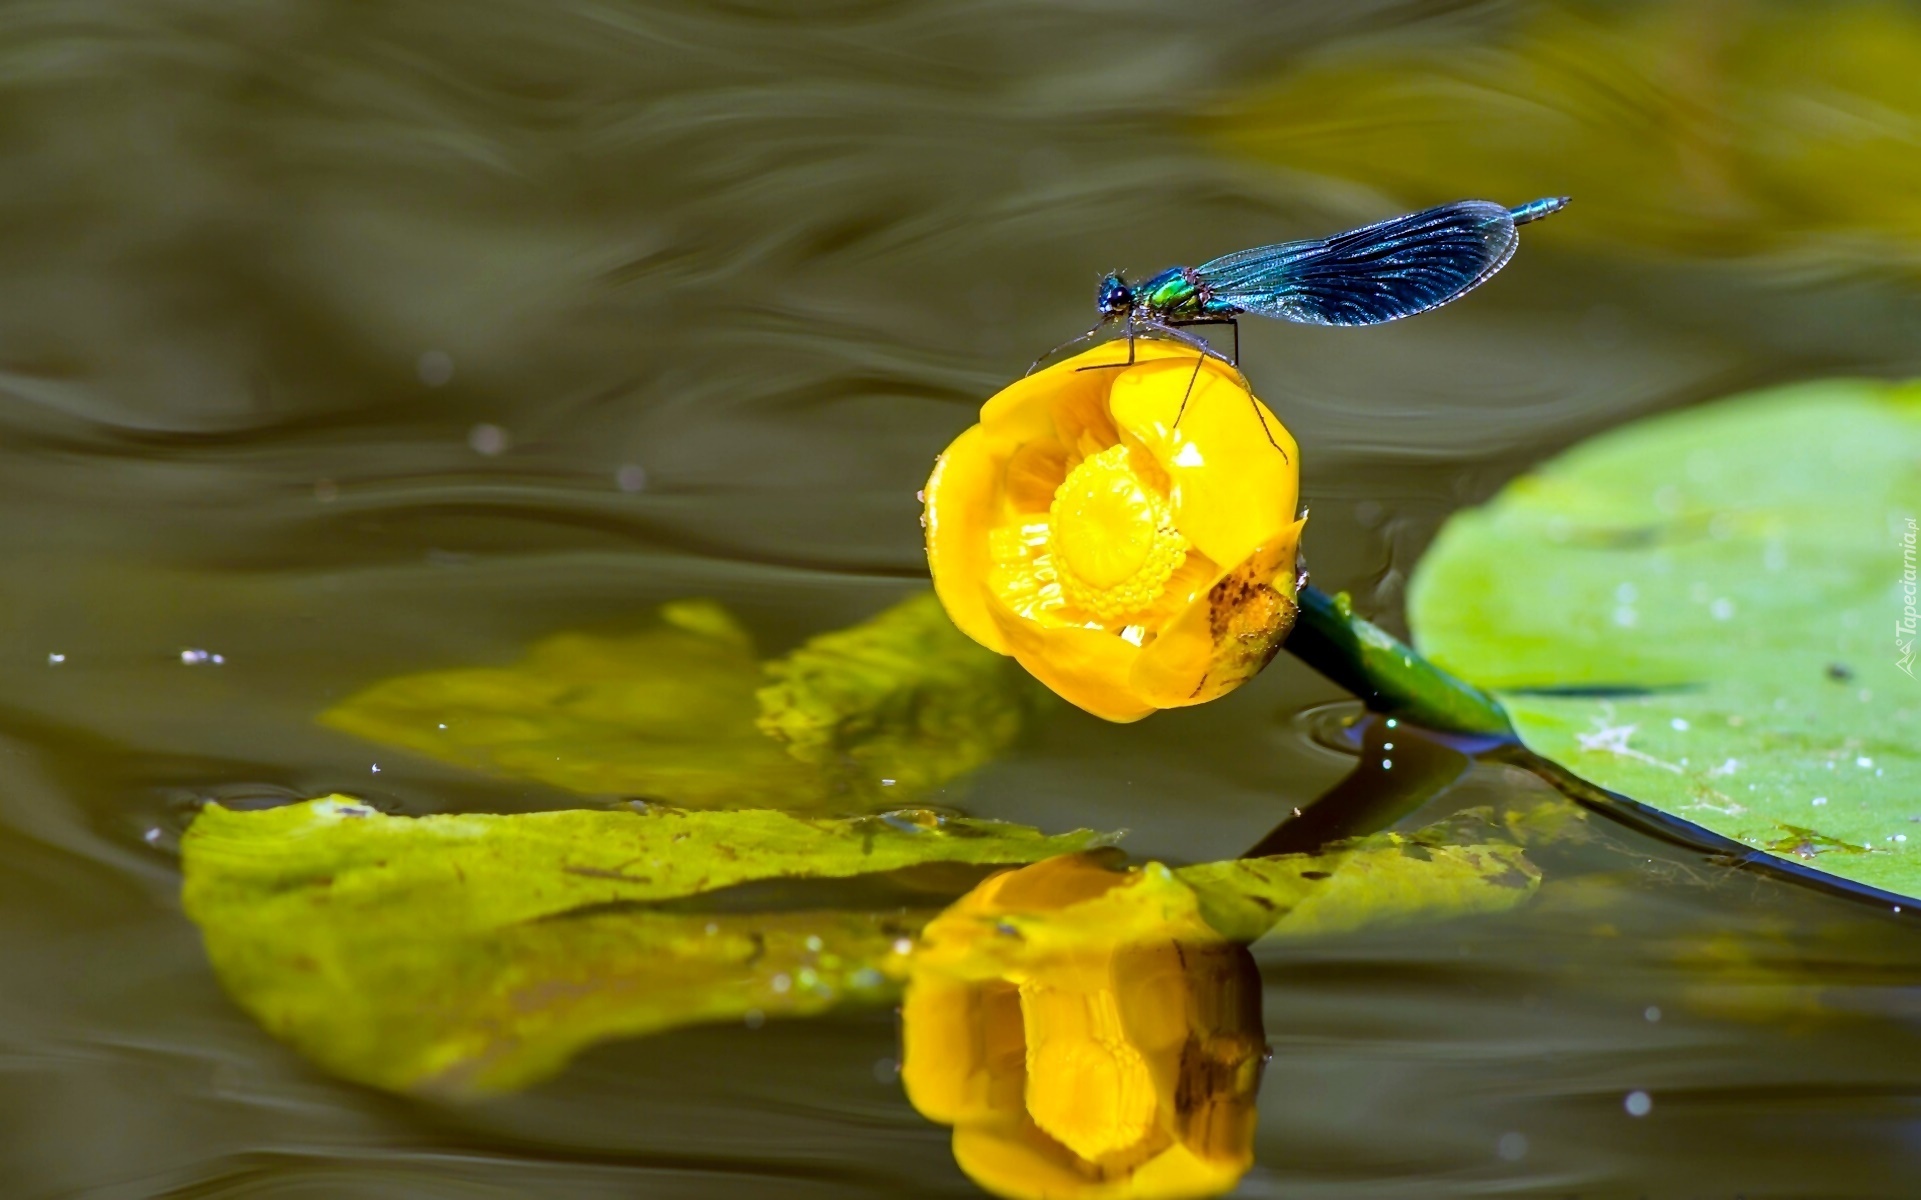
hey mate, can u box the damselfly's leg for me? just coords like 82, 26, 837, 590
1173, 349, 1207, 428
1165, 316, 1241, 366
1156, 322, 1222, 430
1027, 319, 1110, 376
1139, 320, 1234, 370
1074, 318, 1139, 373
1160, 318, 1285, 460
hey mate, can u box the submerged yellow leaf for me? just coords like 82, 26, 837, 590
756, 591, 1043, 797
320, 599, 818, 807
321, 593, 1033, 811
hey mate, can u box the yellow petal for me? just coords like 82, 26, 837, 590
976, 853, 1132, 915
1134, 943, 1264, 1167
1111, 1141, 1251, 1199
984, 590, 1154, 723
951, 1120, 1102, 1200
1108, 941, 1194, 1059
1003, 438, 1073, 516
979, 340, 1197, 459
1129, 522, 1305, 709
953, 1120, 1248, 1200
926, 424, 1011, 654
902, 975, 1028, 1125
1106, 357, 1299, 573
978, 353, 1109, 457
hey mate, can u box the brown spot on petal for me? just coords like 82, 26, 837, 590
1188, 545, 1300, 699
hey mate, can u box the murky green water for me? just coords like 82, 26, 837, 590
8, 1, 1921, 1195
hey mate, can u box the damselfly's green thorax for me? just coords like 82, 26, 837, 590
1095, 267, 1211, 324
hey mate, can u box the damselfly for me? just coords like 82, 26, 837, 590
1038, 197, 1569, 452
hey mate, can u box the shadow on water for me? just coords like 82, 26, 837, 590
5, 0, 1921, 1196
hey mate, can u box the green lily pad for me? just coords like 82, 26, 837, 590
1408, 377, 1921, 899
320, 593, 1032, 811
180, 796, 1116, 1097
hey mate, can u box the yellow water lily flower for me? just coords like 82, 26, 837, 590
901, 853, 1266, 1200
924, 340, 1304, 722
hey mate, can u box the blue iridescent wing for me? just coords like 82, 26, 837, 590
1196, 201, 1521, 326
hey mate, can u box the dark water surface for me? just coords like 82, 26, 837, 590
7, 1, 1921, 1196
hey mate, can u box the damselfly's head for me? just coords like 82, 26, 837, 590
1095, 273, 1132, 319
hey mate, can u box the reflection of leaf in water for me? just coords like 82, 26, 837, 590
1409, 377, 1921, 899
180, 796, 1115, 1097
1179, 828, 1540, 944
1212, 2, 1921, 262
321, 592, 1033, 810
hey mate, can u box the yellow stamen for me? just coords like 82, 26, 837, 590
987, 521, 1063, 623
1047, 445, 1187, 624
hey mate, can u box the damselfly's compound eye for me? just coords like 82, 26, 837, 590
1096, 275, 1131, 315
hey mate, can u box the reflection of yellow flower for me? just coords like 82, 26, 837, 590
902, 854, 1265, 1200
924, 340, 1305, 722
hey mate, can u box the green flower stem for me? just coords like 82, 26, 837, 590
1284, 586, 1514, 738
